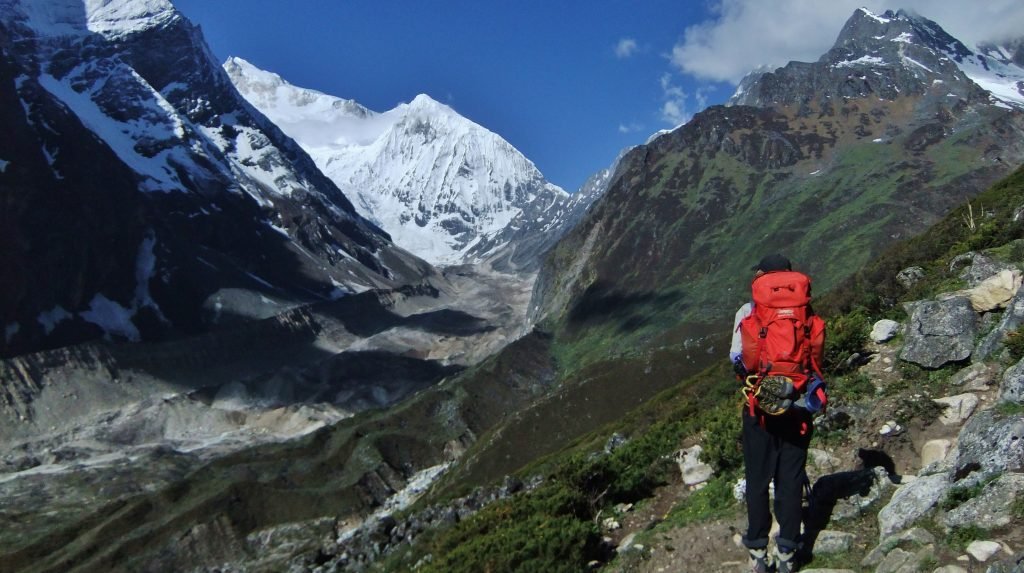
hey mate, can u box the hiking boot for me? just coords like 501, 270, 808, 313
747, 548, 769, 573
775, 548, 795, 573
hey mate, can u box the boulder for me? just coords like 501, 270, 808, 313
676, 445, 713, 486
951, 252, 1016, 287
933, 393, 980, 426
812, 530, 854, 554
950, 362, 999, 390
967, 540, 1004, 562
896, 266, 925, 289
1001, 357, 1024, 404
932, 566, 968, 573
921, 439, 953, 469
871, 319, 901, 343
968, 269, 1023, 312
955, 409, 1024, 484
942, 473, 1024, 531
878, 473, 952, 539
975, 285, 1024, 361
862, 527, 937, 567
900, 297, 978, 369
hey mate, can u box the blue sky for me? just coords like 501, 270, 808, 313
173, 0, 1023, 193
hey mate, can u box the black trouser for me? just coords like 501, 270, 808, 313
741, 409, 812, 553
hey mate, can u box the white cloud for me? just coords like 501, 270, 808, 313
659, 74, 690, 125
671, 0, 1024, 84
615, 38, 639, 59
618, 122, 644, 134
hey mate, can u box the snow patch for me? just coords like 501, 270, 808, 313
37, 70, 188, 192
80, 294, 140, 341
891, 32, 914, 44
857, 8, 891, 24
902, 56, 934, 74
37, 305, 72, 335
0, 159, 9, 173
835, 56, 886, 68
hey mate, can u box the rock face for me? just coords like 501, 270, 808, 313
900, 297, 978, 368
1000, 357, 1024, 404
942, 473, 1024, 531
955, 409, 1024, 482
975, 285, 1024, 360
0, 0, 437, 357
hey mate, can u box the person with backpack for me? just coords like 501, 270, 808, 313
730, 254, 828, 573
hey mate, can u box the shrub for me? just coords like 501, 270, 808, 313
698, 402, 744, 474
944, 525, 989, 553
830, 372, 875, 404
825, 310, 871, 373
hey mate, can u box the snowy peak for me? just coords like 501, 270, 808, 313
229, 59, 568, 266
2, 0, 178, 39
730, 7, 1023, 109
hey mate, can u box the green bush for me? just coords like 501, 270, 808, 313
944, 525, 990, 553
698, 402, 744, 474
825, 310, 870, 373
830, 372, 875, 404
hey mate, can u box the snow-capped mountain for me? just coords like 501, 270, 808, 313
0, 0, 436, 356
225, 57, 569, 266
730, 8, 1024, 109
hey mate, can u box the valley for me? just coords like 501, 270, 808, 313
2, 2, 1024, 572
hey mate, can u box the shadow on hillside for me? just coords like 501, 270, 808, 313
566, 281, 681, 332
799, 449, 899, 565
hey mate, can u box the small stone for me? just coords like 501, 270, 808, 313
965, 539, 1002, 562
871, 319, 901, 343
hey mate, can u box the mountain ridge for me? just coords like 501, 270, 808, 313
225, 56, 580, 267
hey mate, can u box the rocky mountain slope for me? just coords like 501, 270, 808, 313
225, 57, 577, 268
532, 8, 1024, 369
0, 0, 437, 359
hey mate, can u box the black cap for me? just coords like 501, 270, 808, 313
752, 254, 792, 272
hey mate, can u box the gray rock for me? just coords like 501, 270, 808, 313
975, 285, 1024, 361
942, 473, 1024, 531
968, 540, 1005, 562
872, 320, 901, 343
897, 266, 926, 289
951, 252, 1016, 288
933, 566, 968, 573
873, 547, 921, 573
1001, 357, 1024, 404
861, 527, 937, 567
813, 530, 855, 554
900, 297, 979, 369
878, 473, 952, 539
933, 393, 980, 426
950, 362, 999, 390
798, 570, 855, 573
677, 445, 713, 486
955, 409, 1024, 484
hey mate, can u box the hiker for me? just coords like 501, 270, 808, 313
730, 254, 828, 573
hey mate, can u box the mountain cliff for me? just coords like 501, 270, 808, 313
0, 0, 436, 358
225, 57, 571, 267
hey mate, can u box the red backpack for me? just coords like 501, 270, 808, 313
738, 271, 826, 414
